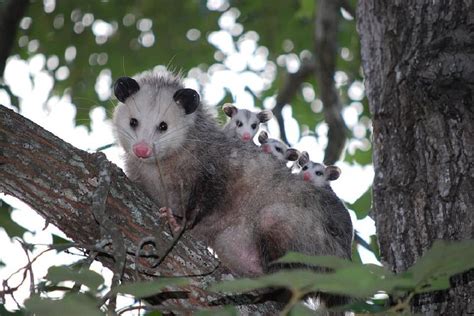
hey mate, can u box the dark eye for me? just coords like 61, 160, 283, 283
275, 147, 283, 153
235, 120, 243, 127
158, 121, 168, 132
302, 166, 308, 171
251, 123, 258, 129
315, 171, 323, 176
130, 118, 138, 129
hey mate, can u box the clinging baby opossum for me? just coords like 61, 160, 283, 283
222, 103, 273, 142
112, 69, 353, 279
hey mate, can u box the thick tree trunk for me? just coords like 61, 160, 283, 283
357, 1, 474, 315
0, 105, 277, 314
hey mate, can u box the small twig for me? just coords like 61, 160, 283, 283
18, 240, 35, 296
134, 236, 157, 280
273, 59, 316, 145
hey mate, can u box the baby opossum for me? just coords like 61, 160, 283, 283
258, 131, 299, 163
297, 151, 341, 189
112, 69, 352, 280
222, 103, 273, 142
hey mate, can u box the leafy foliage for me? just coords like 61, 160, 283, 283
0, 200, 29, 239
45, 265, 105, 293
348, 186, 372, 219
210, 240, 474, 314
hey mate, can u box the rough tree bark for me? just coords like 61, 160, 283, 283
0, 104, 277, 314
358, 1, 474, 315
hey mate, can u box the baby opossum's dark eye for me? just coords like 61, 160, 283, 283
130, 118, 138, 129
275, 147, 283, 153
158, 121, 168, 132
302, 166, 308, 171
315, 171, 324, 176
251, 123, 258, 129
236, 120, 243, 127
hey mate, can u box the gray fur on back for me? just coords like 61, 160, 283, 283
113, 69, 353, 277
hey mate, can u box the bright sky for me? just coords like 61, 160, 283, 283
0, 1, 377, 312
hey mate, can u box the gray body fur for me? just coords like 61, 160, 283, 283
113, 70, 353, 277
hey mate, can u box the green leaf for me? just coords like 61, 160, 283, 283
0, 260, 5, 268
347, 187, 372, 219
344, 147, 373, 166
345, 300, 389, 313
25, 293, 103, 316
0, 305, 24, 316
52, 233, 70, 245
0, 200, 29, 239
408, 240, 474, 291
46, 266, 104, 292
295, 0, 315, 20
114, 278, 189, 298
195, 306, 238, 316
276, 252, 353, 270
289, 303, 320, 315
210, 270, 319, 293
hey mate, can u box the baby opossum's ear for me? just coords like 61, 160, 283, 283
173, 88, 200, 114
325, 165, 341, 181
114, 77, 140, 102
257, 110, 273, 123
222, 103, 238, 118
298, 151, 310, 166
258, 131, 269, 144
285, 148, 300, 161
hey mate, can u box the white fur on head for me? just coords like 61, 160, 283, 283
223, 104, 269, 142
300, 159, 341, 188
113, 70, 199, 162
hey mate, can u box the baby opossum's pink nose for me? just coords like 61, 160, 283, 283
262, 144, 272, 153
242, 132, 252, 141
303, 172, 311, 181
133, 142, 152, 158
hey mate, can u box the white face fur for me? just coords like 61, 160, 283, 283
223, 104, 273, 142
113, 77, 197, 163
228, 109, 261, 142
261, 139, 289, 161
300, 161, 341, 188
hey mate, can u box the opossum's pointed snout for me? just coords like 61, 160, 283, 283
303, 172, 311, 181
242, 132, 252, 141
133, 142, 152, 159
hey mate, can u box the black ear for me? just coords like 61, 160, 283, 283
285, 148, 300, 161
298, 151, 310, 167
256, 110, 273, 123
222, 103, 238, 118
325, 165, 341, 181
173, 88, 200, 114
258, 131, 269, 144
114, 77, 140, 102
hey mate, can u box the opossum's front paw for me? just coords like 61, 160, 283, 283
159, 207, 182, 233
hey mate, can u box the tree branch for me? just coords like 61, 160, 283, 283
314, 0, 348, 165
273, 59, 316, 145
0, 0, 29, 78
0, 104, 277, 314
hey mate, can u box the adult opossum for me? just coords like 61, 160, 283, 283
112, 69, 353, 279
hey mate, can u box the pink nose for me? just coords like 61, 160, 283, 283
242, 133, 252, 141
133, 142, 152, 158
262, 144, 272, 153
303, 172, 311, 181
